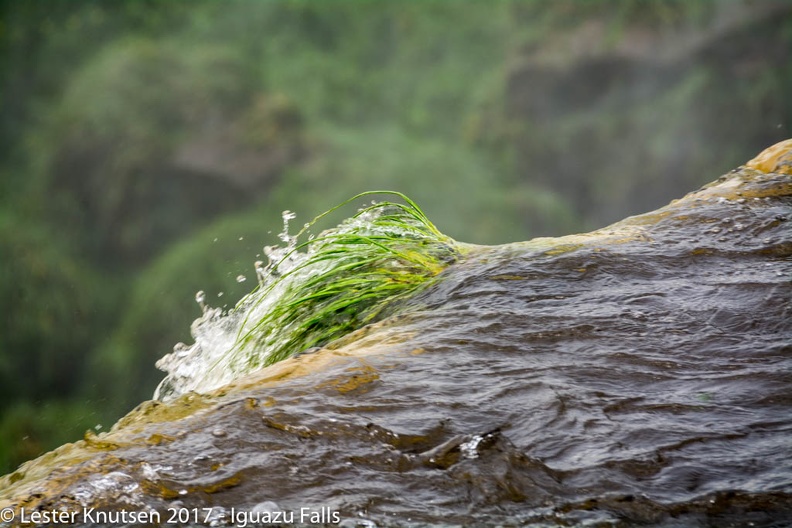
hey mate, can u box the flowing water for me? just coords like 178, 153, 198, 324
1, 154, 791, 527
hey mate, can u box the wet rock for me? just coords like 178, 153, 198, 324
1, 141, 790, 526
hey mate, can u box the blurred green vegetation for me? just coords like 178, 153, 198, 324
1, 0, 790, 474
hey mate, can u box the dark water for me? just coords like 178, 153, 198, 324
1, 168, 791, 527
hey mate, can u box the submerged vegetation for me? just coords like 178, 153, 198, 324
233, 192, 460, 367
155, 192, 462, 400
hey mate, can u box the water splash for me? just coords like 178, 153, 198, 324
154, 193, 461, 401
194, 290, 207, 313
460, 435, 483, 460
279, 210, 297, 243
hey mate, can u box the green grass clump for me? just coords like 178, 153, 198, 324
229, 191, 461, 371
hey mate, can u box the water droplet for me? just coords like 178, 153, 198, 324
255, 260, 267, 286
195, 291, 208, 314
236, 275, 247, 283
279, 210, 298, 243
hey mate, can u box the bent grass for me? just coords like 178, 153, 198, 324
227, 191, 461, 372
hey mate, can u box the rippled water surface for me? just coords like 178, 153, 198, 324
1, 168, 791, 527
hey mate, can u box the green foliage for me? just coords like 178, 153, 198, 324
39, 37, 262, 266
190, 0, 514, 133
0, 0, 189, 194
0, 213, 115, 403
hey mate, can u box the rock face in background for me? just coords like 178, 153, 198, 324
506, 1, 792, 229
1, 143, 789, 527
